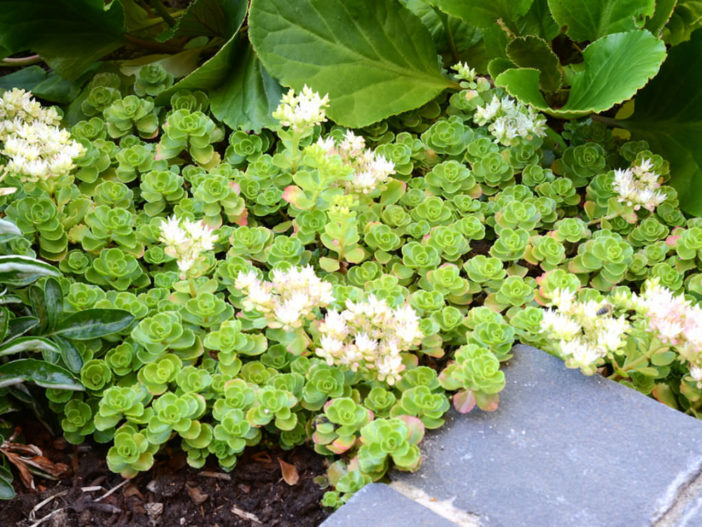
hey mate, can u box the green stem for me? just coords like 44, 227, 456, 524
123, 34, 182, 53
608, 344, 666, 381
149, 0, 176, 27
0, 55, 41, 67
188, 278, 197, 298
290, 134, 301, 174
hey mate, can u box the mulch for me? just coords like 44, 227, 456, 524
0, 418, 331, 527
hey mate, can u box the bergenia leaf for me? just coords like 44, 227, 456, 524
617, 29, 702, 215
429, 0, 534, 27
495, 30, 666, 119
547, 0, 656, 42
249, 0, 454, 128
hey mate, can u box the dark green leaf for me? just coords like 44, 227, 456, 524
31, 72, 82, 104
506, 36, 562, 92
547, 0, 656, 42
52, 336, 83, 374
209, 36, 284, 132
618, 29, 702, 215
429, 0, 534, 27
0, 256, 60, 287
0, 474, 15, 500
516, 0, 560, 40
645, 0, 678, 37
0, 0, 125, 79
0, 359, 83, 390
6, 317, 40, 342
43, 278, 62, 332
0, 308, 8, 344
170, 0, 247, 39
249, 0, 454, 128
52, 309, 134, 340
0, 66, 48, 92
28, 284, 47, 333
496, 30, 666, 118
0, 337, 61, 358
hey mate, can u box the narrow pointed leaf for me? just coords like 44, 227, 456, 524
0, 359, 83, 390
0, 337, 61, 357
0, 256, 60, 287
52, 309, 134, 340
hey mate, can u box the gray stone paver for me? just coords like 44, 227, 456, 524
319, 483, 457, 527
324, 345, 702, 527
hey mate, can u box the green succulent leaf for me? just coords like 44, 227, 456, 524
496, 30, 666, 118
0, 359, 83, 390
0, 0, 125, 79
617, 29, 702, 215
429, 0, 534, 27
547, 0, 656, 42
249, 0, 454, 127
52, 309, 135, 340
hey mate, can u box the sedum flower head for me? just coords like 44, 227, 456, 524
316, 130, 395, 194
159, 215, 217, 274
0, 89, 85, 185
612, 158, 666, 212
272, 85, 329, 133
316, 295, 423, 385
474, 95, 547, 146
541, 288, 630, 374
451, 62, 477, 82
235, 265, 334, 330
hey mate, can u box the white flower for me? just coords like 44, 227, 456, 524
272, 85, 329, 133
452, 62, 477, 82
159, 216, 217, 274
613, 159, 666, 212
474, 95, 547, 146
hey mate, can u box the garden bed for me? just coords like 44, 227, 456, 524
1, 417, 329, 526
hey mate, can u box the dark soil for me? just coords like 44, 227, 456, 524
0, 418, 331, 527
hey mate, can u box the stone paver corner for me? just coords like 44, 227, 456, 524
323, 345, 702, 526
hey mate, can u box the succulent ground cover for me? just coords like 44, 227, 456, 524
1, 0, 702, 523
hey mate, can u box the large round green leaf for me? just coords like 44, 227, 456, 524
495, 30, 666, 119
430, 0, 534, 27
618, 29, 702, 215
547, 0, 655, 42
249, 0, 454, 128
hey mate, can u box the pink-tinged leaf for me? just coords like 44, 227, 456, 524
278, 458, 300, 485
398, 415, 425, 444
666, 233, 681, 247
282, 185, 314, 209
475, 392, 500, 412
453, 390, 476, 414
328, 436, 356, 455
468, 185, 482, 199
234, 208, 248, 227
154, 144, 165, 161
229, 181, 241, 194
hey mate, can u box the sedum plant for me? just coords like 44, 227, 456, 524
1, 59, 701, 510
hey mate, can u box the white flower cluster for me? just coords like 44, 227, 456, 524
272, 85, 329, 133
632, 280, 702, 385
159, 216, 218, 274
474, 95, 547, 146
541, 289, 630, 374
0, 88, 84, 185
316, 130, 395, 194
235, 265, 334, 330
316, 295, 423, 385
612, 158, 667, 212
